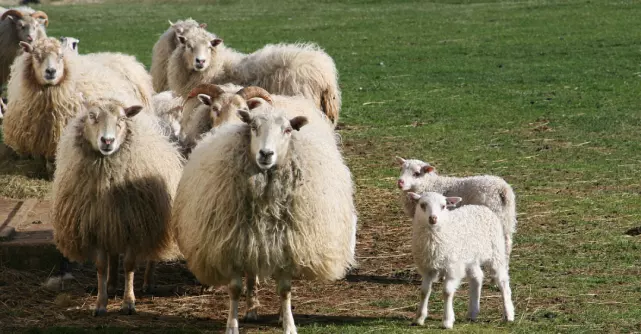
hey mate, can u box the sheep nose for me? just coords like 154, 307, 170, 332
45, 68, 56, 76
195, 58, 205, 65
100, 137, 114, 145
259, 149, 274, 158
397, 179, 404, 188
428, 215, 437, 225
27, 36, 33, 42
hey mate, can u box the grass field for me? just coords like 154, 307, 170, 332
1, 0, 641, 333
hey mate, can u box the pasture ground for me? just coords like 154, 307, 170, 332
1, 0, 641, 333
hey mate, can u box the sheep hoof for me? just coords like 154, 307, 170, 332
442, 321, 454, 329
93, 307, 107, 316
225, 327, 239, 334
244, 309, 259, 322
120, 302, 136, 315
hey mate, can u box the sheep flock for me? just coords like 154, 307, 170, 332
0, 7, 521, 334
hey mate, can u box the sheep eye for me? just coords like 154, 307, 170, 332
441, 204, 446, 210
250, 125, 257, 132
413, 172, 421, 177
284, 127, 292, 134
420, 203, 427, 211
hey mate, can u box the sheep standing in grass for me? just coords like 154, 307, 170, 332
0, 8, 48, 87
3, 38, 154, 175
151, 19, 208, 92
407, 192, 514, 329
396, 157, 517, 258
167, 26, 341, 126
172, 105, 356, 333
51, 98, 184, 316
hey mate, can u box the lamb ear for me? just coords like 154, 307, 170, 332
197, 94, 212, 106
246, 97, 266, 110
19, 41, 33, 53
445, 197, 462, 207
422, 165, 435, 174
407, 192, 421, 201
395, 156, 406, 166
124, 105, 143, 118
289, 116, 308, 131
238, 109, 252, 124
211, 38, 222, 47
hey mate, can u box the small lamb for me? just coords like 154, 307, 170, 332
408, 191, 514, 329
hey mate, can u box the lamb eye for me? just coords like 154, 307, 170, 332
420, 203, 427, 211
441, 204, 446, 210
413, 172, 421, 177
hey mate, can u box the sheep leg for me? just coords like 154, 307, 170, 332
120, 251, 137, 315
225, 276, 243, 334
493, 266, 515, 322
411, 270, 438, 326
107, 254, 119, 295
466, 266, 484, 321
243, 274, 260, 321
93, 250, 108, 316
277, 276, 297, 334
142, 260, 156, 294
442, 275, 461, 329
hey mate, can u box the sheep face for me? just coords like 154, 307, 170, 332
396, 157, 435, 191
176, 33, 222, 72
83, 103, 143, 156
238, 109, 308, 170
198, 93, 247, 128
407, 192, 461, 226
21, 38, 65, 86
59, 37, 79, 55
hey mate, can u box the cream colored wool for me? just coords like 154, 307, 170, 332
172, 107, 356, 286
51, 99, 184, 263
152, 90, 183, 141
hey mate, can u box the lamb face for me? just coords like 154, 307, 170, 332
396, 157, 435, 191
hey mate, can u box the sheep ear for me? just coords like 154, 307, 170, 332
422, 165, 435, 174
289, 116, 308, 131
238, 109, 252, 124
395, 156, 405, 166
407, 192, 421, 201
197, 94, 212, 106
177, 35, 186, 44
246, 97, 266, 110
124, 105, 143, 118
19, 41, 33, 53
211, 38, 222, 47
199, 23, 207, 29
445, 197, 462, 207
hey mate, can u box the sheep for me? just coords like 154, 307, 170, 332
171, 105, 356, 333
166, 27, 341, 126
396, 157, 517, 258
152, 90, 184, 142
151, 19, 208, 93
59, 36, 79, 54
0, 8, 48, 87
51, 97, 184, 316
2, 37, 154, 177
407, 192, 514, 329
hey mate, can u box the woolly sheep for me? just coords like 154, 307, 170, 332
0, 8, 48, 87
151, 19, 208, 92
3, 38, 154, 175
407, 192, 514, 329
396, 157, 517, 257
171, 106, 356, 333
51, 98, 184, 316
166, 27, 341, 126
152, 90, 183, 142
59, 36, 79, 54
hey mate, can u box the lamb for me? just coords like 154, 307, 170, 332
407, 191, 514, 329
0, 8, 49, 87
171, 106, 356, 333
166, 27, 341, 126
151, 19, 208, 92
2, 38, 154, 175
396, 157, 517, 258
51, 98, 184, 316
59, 36, 79, 54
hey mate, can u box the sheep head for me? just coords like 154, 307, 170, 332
238, 108, 308, 171
21, 37, 66, 86
59, 36, 79, 55
175, 29, 222, 72
187, 83, 248, 128
407, 192, 461, 226
396, 158, 435, 191
1, 9, 47, 43
82, 100, 143, 156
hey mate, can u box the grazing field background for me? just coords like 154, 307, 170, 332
1, 0, 641, 333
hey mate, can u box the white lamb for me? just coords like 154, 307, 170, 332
396, 157, 517, 258
407, 191, 514, 329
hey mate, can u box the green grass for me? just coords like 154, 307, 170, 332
2, 0, 641, 333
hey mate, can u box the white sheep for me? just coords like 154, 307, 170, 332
2, 37, 154, 176
396, 157, 517, 258
152, 90, 184, 142
166, 27, 341, 126
59, 36, 79, 54
171, 106, 356, 334
51, 98, 184, 316
407, 191, 514, 329
151, 19, 208, 93
0, 8, 48, 87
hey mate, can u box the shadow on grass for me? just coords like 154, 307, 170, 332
243, 313, 409, 329
345, 274, 421, 285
